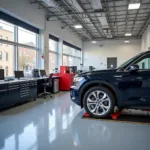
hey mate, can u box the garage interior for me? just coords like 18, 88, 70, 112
0, 0, 150, 150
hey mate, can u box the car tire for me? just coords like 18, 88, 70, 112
83, 86, 115, 118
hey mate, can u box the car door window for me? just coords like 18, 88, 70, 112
136, 55, 150, 70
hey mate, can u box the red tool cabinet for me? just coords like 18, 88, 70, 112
59, 66, 75, 91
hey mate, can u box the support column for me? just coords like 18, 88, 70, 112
58, 39, 63, 71
39, 29, 44, 69
39, 29, 49, 73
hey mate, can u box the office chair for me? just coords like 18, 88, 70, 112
38, 73, 53, 99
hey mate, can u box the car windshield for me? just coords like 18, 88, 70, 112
117, 53, 142, 69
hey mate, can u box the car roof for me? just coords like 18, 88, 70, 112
141, 50, 150, 55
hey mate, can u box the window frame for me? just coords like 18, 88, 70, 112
0, 18, 39, 77
18, 46, 37, 72
49, 37, 58, 73
63, 44, 81, 68
49, 51, 58, 72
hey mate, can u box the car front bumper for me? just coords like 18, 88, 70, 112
70, 85, 81, 106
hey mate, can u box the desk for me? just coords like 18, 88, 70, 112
0, 76, 60, 110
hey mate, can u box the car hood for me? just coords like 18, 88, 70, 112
77, 69, 117, 77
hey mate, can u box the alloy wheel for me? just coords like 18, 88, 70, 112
87, 90, 111, 116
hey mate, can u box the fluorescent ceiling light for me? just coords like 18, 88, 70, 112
124, 40, 130, 43
74, 24, 82, 29
92, 41, 97, 44
128, 3, 141, 10
125, 33, 132, 36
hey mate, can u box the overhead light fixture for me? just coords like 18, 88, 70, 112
124, 40, 130, 43
128, 3, 141, 10
125, 33, 132, 36
92, 41, 97, 44
74, 24, 82, 29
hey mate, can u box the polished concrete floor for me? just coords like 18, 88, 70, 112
0, 92, 150, 150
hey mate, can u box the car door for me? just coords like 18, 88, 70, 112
116, 53, 150, 108
134, 54, 150, 103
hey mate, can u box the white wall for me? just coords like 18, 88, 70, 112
0, 0, 45, 29
83, 40, 141, 70
46, 21, 82, 47
141, 25, 150, 52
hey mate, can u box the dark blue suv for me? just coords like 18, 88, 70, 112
70, 51, 150, 118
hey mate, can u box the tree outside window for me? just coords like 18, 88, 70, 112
18, 47, 36, 72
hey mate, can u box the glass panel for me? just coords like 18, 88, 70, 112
63, 45, 74, 55
0, 19, 14, 42
49, 39, 58, 52
137, 57, 150, 69
49, 52, 57, 72
0, 44, 14, 76
76, 50, 81, 57
18, 47, 36, 73
75, 58, 81, 69
68, 56, 74, 66
18, 27, 36, 47
70, 48, 75, 56
63, 45, 69, 54
63, 55, 68, 66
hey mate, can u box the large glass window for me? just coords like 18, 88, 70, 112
49, 39, 57, 52
0, 44, 14, 76
18, 47, 36, 72
68, 56, 74, 66
49, 39, 58, 72
63, 44, 81, 69
0, 18, 39, 77
18, 27, 36, 47
0, 20, 14, 42
49, 53, 57, 72
63, 55, 67, 66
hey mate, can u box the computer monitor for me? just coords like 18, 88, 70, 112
40, 70, 46, 77
0, 69, 4, 80
14, 71, 24, 79
71, 66, 77, 73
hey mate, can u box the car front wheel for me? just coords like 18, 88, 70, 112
83, 86, 115, 118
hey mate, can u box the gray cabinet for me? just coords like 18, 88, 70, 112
8, 83, 20, 105
0, 84, 8, 108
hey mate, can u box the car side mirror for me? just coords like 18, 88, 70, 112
129, 64, 139, 72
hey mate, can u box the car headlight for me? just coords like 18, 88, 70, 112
74, 77, 84, 82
